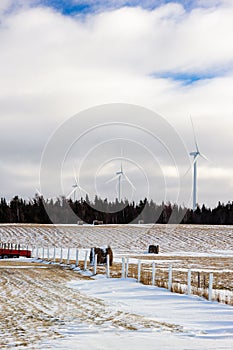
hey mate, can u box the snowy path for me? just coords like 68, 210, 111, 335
42, 276, 233, 350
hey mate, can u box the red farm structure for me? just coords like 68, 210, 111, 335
0, 243, 31, 259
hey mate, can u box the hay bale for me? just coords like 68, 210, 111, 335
92, 220, 104, 225
90, 246, 113, 266
148, 244, 159, 254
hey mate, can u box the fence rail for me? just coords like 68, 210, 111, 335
30, 247, 233, 305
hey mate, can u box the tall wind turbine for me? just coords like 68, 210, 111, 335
189, 117, 208, 211
67, 167, 86, 201
106, 159, 135, 202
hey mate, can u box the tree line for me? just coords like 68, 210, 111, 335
0, 195, 232, 225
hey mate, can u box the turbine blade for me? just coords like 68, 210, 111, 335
124, 173, 136, 191
193, 154, 199, 164
105, 174, 120, 184
190, 115, 199, 153
183, 165, 191, 177
66, 187, 76, 199
184, 154, 199, 177
71, 166, 89, 197
77, 184, 87, 194
35, 188, 43, 196
199, 152, 209, 162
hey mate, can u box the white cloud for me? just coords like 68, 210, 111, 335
0, 2, 232, 206
0, 0, 11, 12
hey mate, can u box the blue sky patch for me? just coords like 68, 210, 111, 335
2, 1, 222, 17
35, 0, 91, 15
152, 72, 218, 85
30, 0, 202, 16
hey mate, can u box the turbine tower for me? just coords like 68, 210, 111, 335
190, 117, 208, 211
116, 162, 123, 202
106, 159, 135, 202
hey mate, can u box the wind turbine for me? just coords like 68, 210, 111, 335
66, 167, 86, 202
106, 158, 136, 202
189, 117, 208, 211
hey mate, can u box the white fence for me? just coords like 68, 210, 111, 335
30, 246, 223, 303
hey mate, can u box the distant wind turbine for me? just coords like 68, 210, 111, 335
189, 117, 208, 211
106, 157, 136, 202
66, 167, 87, 201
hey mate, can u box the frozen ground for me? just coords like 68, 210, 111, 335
41, 276, 233, 350
1, 259, 233, 350
0, 223, 232, 254
0, 224, 233, 349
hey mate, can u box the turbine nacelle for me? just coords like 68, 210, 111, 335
190, 151, 199, 157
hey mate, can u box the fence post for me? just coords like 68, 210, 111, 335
208, 273, 213, 301
53, 247, 56, 263
198, 272, 201, 288
106, 254, 110, 278
93, 254, 97, 275
137, 260, 141, 283
60, 247, 63, 264
203, 274, 206, 289
42, 247, 44, 260
47, 247, 50, 260
125, 258, 129, 278
84, 250, 88, 271
121, 257, 125, 278
168, 265, 172, 291
36, 246, 39, 260
75, 248, 79, 267
67, 248, 70, 265
152, 261, 156, 286
187, 269, 192, 295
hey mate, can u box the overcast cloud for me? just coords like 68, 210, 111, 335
0, 0, 232, 207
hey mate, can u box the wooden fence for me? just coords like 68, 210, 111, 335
31, 247, 231, 304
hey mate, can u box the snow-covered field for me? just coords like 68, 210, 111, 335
0, 224, 233, 349
42, 276, 233, 350
0, 223, 232, 254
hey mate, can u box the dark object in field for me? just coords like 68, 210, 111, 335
90, 246, 113, 266
93, 220, 104, 225
148, 245, 159, 254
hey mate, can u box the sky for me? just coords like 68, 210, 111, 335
0, 0, 233, 209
